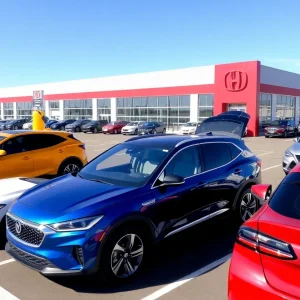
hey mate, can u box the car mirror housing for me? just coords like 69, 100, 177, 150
0, 150, 7, 156
162, 175, 185, 186
251, 184, 272, 202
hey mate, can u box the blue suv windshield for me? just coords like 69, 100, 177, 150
78, 143, 170, 187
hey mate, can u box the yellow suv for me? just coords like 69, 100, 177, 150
0, 130, 88, 180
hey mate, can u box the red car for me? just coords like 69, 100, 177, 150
102, 121, 128, 134
228, 164, 300, 300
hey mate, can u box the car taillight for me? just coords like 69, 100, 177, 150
79, 144, 85, 150
257, 160, 262, 168
237, 226, 297, 260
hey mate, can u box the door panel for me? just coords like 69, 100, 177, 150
0, 136, 34, 179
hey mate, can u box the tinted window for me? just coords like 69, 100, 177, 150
227, 143, 242, 159
162, 146, 201, 179
1, 136, 31, 155
25, 134, 66, 150
270, 120, 288, 126
201, 143, 232, 171
0, 136, 6, 142
269, 173, 300, 220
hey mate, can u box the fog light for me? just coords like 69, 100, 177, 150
73, 246, 84, 266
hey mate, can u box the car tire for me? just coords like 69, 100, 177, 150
76, 127, 80, 132
57, 159, 82, 176
98, 225, 150, 284
284, 131, 288, 138
61, 126, 65, 131
93, 128, 97, 134
0, 218, 6, 249
14, 126, 18, 130
114, 129, 118, 134
153, 130, 157, 134
235, 188, 258, 224
265, 135, 269, 138
163, 128, 166, 134
134, 129, 138, 135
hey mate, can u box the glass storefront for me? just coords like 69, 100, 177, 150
3, 103, 14, 120
116, 95, 190, 129
259, 93, 272, 133
97, 98, 111, 122
64, 99, 92, 120
276, 95, 295, 120
198, 94, 214, 122
17, 102, 32, 119
49, 101, 60, 120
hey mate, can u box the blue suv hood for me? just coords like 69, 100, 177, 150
13, 175, 137, 224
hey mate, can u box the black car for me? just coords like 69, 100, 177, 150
138, 121, 166, 135
81, 120, 108, 133
65, 119, 91, 132
2, 119, 29, 130
50, 119, 76, 131
264, 119, 297, 138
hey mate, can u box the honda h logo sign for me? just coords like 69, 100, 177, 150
224, 71, 248, 92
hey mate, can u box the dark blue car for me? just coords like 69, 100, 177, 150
45, 119, 58, 128
50, 119, 76, 130
5, 112, 262, 283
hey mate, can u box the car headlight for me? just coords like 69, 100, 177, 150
46, 216, 104, 232
285, 150, 293, 157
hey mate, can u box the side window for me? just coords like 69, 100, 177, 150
227, 143, 242, 159
1, 136, 31, 155
201, 143, 232, 171
161, 146, 201, 180
25, 134, 66, 150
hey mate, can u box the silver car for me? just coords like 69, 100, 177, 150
283, 137, 300, 174
0, 177, 48, 244
121, 121, 145, 135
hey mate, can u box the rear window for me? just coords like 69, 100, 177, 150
269, 173, 300, 220
0, 136, 6, 142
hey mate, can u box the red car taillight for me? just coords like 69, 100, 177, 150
237, 226, 297, 260
257, 160, 262, 168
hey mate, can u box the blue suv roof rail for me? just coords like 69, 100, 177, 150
125, 133, 177, 142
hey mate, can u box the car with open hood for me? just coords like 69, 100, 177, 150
0, 177, 49, 246
5, 111, 261, 284
102, 121, 129, 134
137, 121, 166, 135
81, 120, 108, 133
264, 119, 297, 138
121, 121, 145, 135
65, 119, 91, 132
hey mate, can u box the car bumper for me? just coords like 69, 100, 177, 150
264, 132, 285, 137
81, 129, 92, 132
6, 222, 103, 277
229, 243, 298, 299
65, 128, 75, 132
122, 131, 136, 135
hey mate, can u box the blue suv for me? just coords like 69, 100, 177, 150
5, 111, 262, 283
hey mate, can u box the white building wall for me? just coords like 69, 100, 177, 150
0, 103, 3, 120
261, 65, 300, 89
190, 94, 198, 122
111, 98, 117, 121
0, 66, 215, 99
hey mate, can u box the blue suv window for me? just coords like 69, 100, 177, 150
201, 143, 232, 171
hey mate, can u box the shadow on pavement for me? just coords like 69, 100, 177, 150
50, 215, 239, 294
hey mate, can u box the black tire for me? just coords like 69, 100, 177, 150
93, 128, 97, 134
57, 159, 82, 176
98, 224, 150, 284
234, 188, 258, 225
284, 131, 287, 138
114, 129, 118, 134
162, 128, 166, 134
14, 126, 18, 130
153, 130, 157, 134
134, 129, 138, 135
76, 127, 80, 132
61, 126, 65, 131
265, 135, 269, 138
0, 218, 6, 249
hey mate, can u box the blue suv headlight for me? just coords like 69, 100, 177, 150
46, 216, 104, 232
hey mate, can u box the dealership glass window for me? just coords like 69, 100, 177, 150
97, 99, 111, 121
276, 95, 295, 121
48, 101, 60, 120
49, 101, 59, 109
198, 94, 214, 122
3, 103, 14, 119
116, 95, 190, 128
259, 93, 272, 132
63, 99, 92, 119
17, 102, 32, 119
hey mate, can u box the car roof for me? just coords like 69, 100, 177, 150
0, 130, 71, 137
125, 133, 240, 149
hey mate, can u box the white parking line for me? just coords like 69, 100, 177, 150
257, 151, 274, 157
0, 259, 15, 266
285, 138, 295, 142
262, 164, 282, 172
141, 253, 231, 300
0, 286, 20, 300
93, 149, 105, 152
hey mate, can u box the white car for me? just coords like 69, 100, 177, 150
23, 121, 33, 129
0, 177, 48, 244
121, 121, 145, 135
180, 122, 201, 134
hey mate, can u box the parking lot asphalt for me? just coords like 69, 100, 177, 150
0, 133, 294, 300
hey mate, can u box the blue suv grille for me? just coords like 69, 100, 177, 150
6, 215, 44, 246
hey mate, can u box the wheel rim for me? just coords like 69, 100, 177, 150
110, 233, 144, 279
240, 192, 257, 221
63, 164, 80, 174
94, 128, 97, 133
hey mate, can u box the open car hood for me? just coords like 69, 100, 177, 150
195, 111, 250, 139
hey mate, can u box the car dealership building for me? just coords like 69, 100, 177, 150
0, 60, 299, 136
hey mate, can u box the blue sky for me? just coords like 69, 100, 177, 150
0, 0, 300, 87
